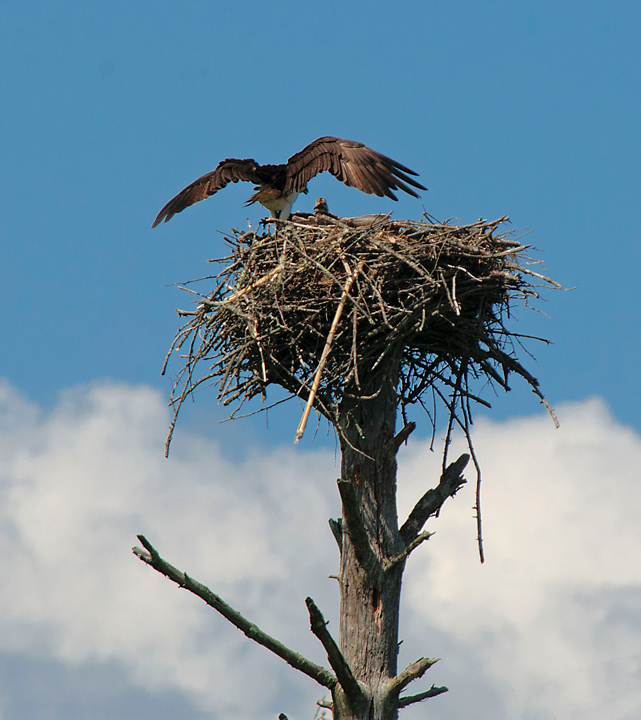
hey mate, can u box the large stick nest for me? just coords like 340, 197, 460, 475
164, 214, 559, 450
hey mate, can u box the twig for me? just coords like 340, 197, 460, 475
223, 263, 285, 304
384, 530, 434, 571
398, 685, 449, 707
462, 399, 485, 563
535, 388, 560, 428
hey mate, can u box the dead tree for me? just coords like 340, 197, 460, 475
134, 212, 559, 719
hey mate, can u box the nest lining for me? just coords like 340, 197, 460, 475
163, 215, 559, 450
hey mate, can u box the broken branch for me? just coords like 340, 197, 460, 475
398, 684, 449, 707
337, 480, 381, 577
305, 597, 365, 709
386, 657, 440, 697
400, 454, 469, 543
133, 535, 336, 690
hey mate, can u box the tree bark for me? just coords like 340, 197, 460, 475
335, 360, 405, 720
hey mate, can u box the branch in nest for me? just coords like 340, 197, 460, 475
295, 259, 364, 443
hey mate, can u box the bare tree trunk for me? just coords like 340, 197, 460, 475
134, 352, 464, 716
135, 351, 464, 718
334, 359, 405, 720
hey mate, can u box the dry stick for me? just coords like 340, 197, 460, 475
294, 260, 364, 443
222, 263, 285, 305
398, 685, 449, 707
462, 397, 485, 563
383, 530, 434, 571
247, 316, 268, 384
164, 415, 178, 458
536, 390, 560, 428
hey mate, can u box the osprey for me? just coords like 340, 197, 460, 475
152, 136, 426, 227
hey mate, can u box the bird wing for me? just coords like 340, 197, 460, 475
283, 137, 426, 200
152, 158, 263, 227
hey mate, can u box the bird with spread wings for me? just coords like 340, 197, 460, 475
152, 136, 426, 227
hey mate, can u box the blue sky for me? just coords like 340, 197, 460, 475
1, 2, 640, 719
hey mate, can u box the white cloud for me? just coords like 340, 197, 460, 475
0, 382, 639, 719
399, 398, 641, 719
0, 380, 338, 718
